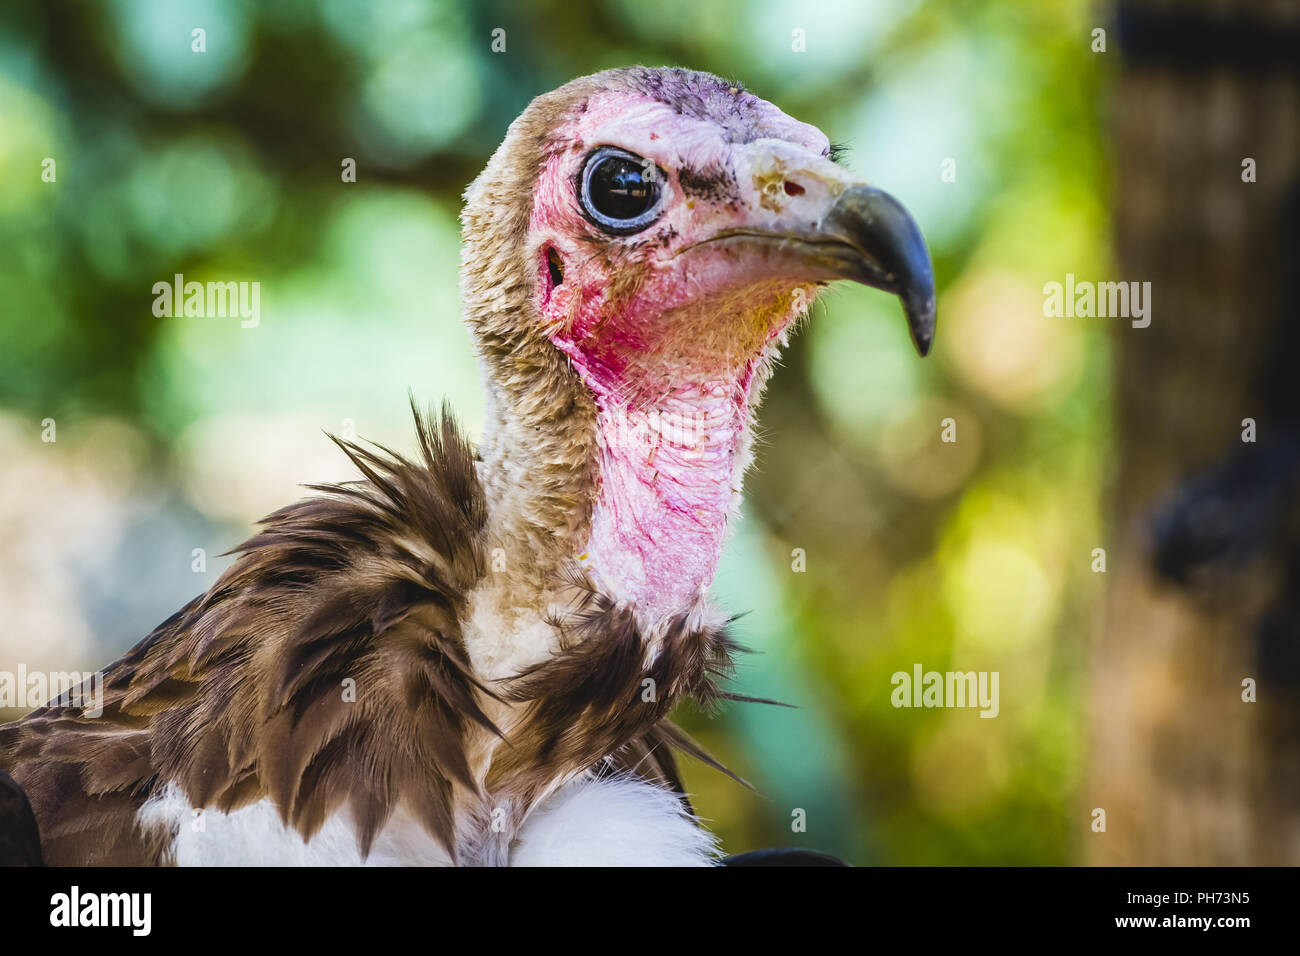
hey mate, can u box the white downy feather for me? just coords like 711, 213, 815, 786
138, 774, 718, 867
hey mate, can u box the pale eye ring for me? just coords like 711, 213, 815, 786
579, 146, 666, 235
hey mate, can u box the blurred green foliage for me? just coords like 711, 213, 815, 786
0, 0, 1109, 863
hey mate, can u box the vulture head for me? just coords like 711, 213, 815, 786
462, 67, 935, 625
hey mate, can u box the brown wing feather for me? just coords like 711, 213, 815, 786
0, 402, 493, 865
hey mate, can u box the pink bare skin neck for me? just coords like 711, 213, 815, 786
550, 287, 801, 622
581, 363, 752, 621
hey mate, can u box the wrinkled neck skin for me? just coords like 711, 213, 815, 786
550, 283, 804, 627
472, 287, 804, 636
582, 360, 751, 622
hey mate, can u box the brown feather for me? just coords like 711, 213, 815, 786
0, 405, 493, 863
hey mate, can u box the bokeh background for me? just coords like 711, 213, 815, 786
9, 0, 1290, 866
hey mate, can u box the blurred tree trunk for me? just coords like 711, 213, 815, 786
1091, 0, 1300, 864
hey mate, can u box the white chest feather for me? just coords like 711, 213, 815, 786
138, 775, 718, 867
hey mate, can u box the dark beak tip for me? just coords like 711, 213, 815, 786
905, 296, 937, 357
828, 185, 937, 360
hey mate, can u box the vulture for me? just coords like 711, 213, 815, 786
0, 67, 934, 866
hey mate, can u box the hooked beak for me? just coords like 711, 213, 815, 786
814, 186, 937, 356
690, 184, 938, 356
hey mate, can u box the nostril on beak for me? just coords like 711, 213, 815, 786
783, 180, 805, 196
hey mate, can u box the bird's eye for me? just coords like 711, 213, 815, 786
580, 147, 665, 234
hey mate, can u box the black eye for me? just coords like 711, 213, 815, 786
580, 147, 665, 234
